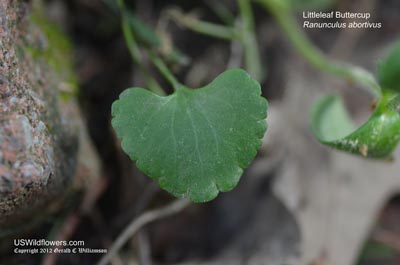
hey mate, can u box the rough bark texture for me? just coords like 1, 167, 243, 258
0, 0, 99, 232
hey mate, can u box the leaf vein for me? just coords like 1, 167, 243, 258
193, 100, 220, 159
186, 102, 204, 177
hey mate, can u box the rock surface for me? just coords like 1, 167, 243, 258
0, 0, 98, 232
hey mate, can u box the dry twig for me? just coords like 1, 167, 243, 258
96, 198, 191, 265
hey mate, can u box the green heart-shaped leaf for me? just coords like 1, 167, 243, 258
378, 41, 400, 93
311, 93, 400, 159
112, 69, 268, 202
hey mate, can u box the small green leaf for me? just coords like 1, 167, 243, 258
112, 69, 268, 202
311, 95, 356, 142
126, 11, 161, 48
378, 41, 400, 92
311, 93, 400, 159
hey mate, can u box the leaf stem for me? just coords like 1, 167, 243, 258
257, 0, 381, 97
238, 0, 264, 82
147, 49, 185, 91
205, 0, 236, 26
118, 1, 165, 95
168, 9, 239, 40
168, 5, 264, 82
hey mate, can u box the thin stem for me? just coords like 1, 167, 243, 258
258, 0, 381, 97
168, 5, 264, 81
168, 9, 239, 40
121, 17, 142, 62
147, 49, 185, 91
96, 198, 191, 265
118, 0, 165, 95
238, 0, 264, 82
205, 0, 236, 26
116, 0, 124, 9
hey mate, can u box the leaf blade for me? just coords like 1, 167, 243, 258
112, 69, 268, 202
378, 41, 400, 93
311, 93, 400, 159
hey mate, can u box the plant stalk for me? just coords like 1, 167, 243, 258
238, 0, 264, 82
168, 9, 239, 40
118, 0, 165, 95
147, 50, 185, 91
96, 198, 191, 265
258, 0, 381, 97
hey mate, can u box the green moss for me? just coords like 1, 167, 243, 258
28, 0, 78, 101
